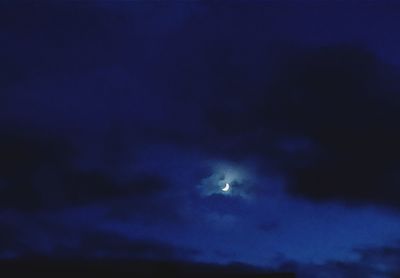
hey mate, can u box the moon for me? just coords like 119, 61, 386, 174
222, 183, 230, 192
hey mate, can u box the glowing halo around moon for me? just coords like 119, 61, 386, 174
222, 183, 230, 192
198, 161, 254, 198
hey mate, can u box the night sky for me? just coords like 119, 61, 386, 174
2, 1, 400, 277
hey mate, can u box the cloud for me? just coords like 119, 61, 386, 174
273, 242, 400, 277
257, 221, 279, 233
200, 43, 400, 210
197, 161, 258, 200
53, 231, 201, 261
0, 221, 200, 261
266, 45, 400, 209
3, 2, 400, 213
0, 259, 292, 278
3, 4, 400, 268
0, 127, 174, 213
0, 129, 72, 210
0, 222, 26, 257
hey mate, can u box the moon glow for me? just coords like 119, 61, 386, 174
222, 183, 230, 192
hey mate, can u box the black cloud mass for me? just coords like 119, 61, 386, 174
274, 243, 400, 278
2, 1, 400, 277
255, 45, 400, 209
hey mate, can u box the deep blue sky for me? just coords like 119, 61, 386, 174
2, 1, 400, 277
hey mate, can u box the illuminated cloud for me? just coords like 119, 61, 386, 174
198, 160, 256, 199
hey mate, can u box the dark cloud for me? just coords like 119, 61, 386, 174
273, 243, 400, 277
0, 127, 172, 212
53, 231, 201, 261
257, 221, 279, 233
103, 178, 186, 224
0, 1, 184, 216
0, 221, 200, 261
63, 171, 169, 203
203, 43, 400, 209
0, 169, 170, 212
2, 1, 400, 212
2, 1, 400, 271
213, 249, 237, 261
0, 222, 25, 256
0, 260, 293, 278
0, 129, 72, 210
267, 45, 400, 209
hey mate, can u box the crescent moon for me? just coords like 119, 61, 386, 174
222, 183, 230, 192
